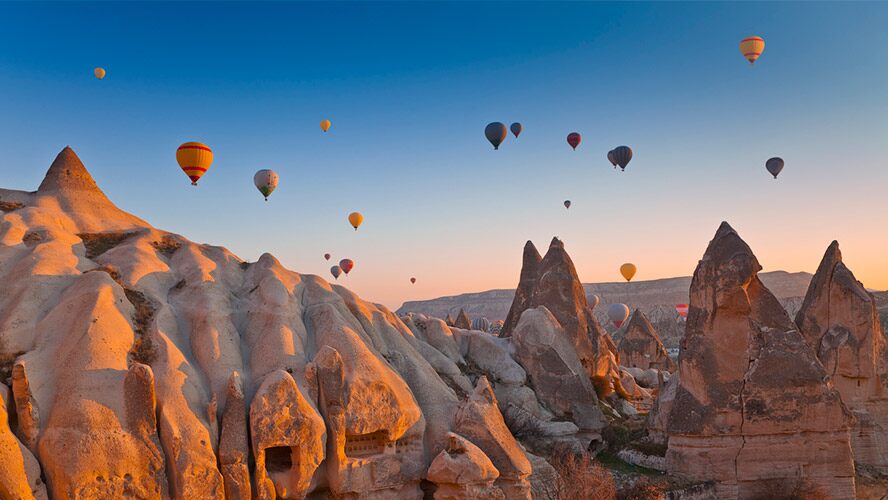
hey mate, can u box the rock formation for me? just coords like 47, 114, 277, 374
427, 433, 504, 500
662, 222, 856, 499
511, 307, 605, 431
500, 238, 621, 393
454, 308, 471, 330
453, 377, 532, 499
617, 309, 676, 372
0, 383, 47, 499
795, 241, 888, 473
0, 148, 543, 499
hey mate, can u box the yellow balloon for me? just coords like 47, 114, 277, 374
348, 212, 363, 230
94, 67, 106, 80
176, 142, 213, 186
620, 263, 637, 282
320, 119, 332, 132
739, 36, 765, 64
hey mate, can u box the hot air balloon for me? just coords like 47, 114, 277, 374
324, 253, 331, 261
339, 259, 354, 275
765, 157, 784, 179
176, 142, 213, 186
490, 320, 504, 336
253, 169, 279, 201
675, 303, 689, 320
348, 212, 364, 231
589, 294, 600, 309
472, 317, 491, 332
320, 119, 331, 132
739, 36, 765, 65
612, 146, 633, 171
410, 277, 416, 284
485, 122, 507, 150
620, 263, 637, 282
607, 303, 630, 328
94, 67, 106, 80
564, 200, 571, 210
510, 122, 523, 138
330, 265, 342, 280
567, 132, 581, 150
607, 150, 617, 168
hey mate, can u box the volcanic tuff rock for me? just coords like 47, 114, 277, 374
795, 241, 888, 473
662, 222, 856, 499
454, 308, 471, 330
617, 309, 676, 372
427, 433, 504, 500
0, 147, 549, 499
500, 238, 622, 393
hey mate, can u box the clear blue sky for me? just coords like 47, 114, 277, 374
2, 2, 887, 308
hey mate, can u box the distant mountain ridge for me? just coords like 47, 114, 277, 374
398, 270, 815, 322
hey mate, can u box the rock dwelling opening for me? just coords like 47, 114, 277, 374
265, 446, 293, 472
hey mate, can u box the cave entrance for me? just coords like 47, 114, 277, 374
265, 446, 293, 472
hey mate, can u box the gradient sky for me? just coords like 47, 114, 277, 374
1, 2, 887, 309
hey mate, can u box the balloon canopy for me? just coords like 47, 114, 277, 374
339, 259, 354, 274
348, 212, 364, 230
766, 157, 784, 179
485, 122, 508, 150
510, 122, 523, 138
567, 132, 581, 150
94, 67, 106, 79
320, 119, 332, 132
176, 142, 213, 186
607, 303, 630, 328
620, 263, 637, 282
739, 36, 765, 64
253, 169, 279, 201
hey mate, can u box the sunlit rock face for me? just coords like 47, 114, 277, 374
500, 238, 622, 395
664, 222, 856, 499
795, 241, 888, 474
0, 148, 523, 499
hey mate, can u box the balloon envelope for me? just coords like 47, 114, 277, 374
339, 259, 354, 274
766, 157, 784, 179
471, 317, 491, 332
320, 119, 331, 132
324, 253, 331, 261
567, 132, 581, 150
620, 263, 637, 282
613, 146, 633, 170
348, 212, 364, 230
410, 277, 416, 284
94, 67, 106, 79
739, 36, 765, 64
330, 265, 342, 279
176, 142, 213, 186
607, 150, 617, 167
675, 303, 689, 319
485, 122, 507, 150
589, 294, 600, 309
564, 200, 571, 209
253, 169, 279, 200
510, 122, 523, 138
607, 303, 630, 328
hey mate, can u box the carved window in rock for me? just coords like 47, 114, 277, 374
265, 446, 294, 472
345, 431, 392, 457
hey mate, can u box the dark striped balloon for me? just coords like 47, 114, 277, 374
607, 150, 617, 168
485, 122, 508, 150
765, 157, 784, 179
612, 146, 633, 171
